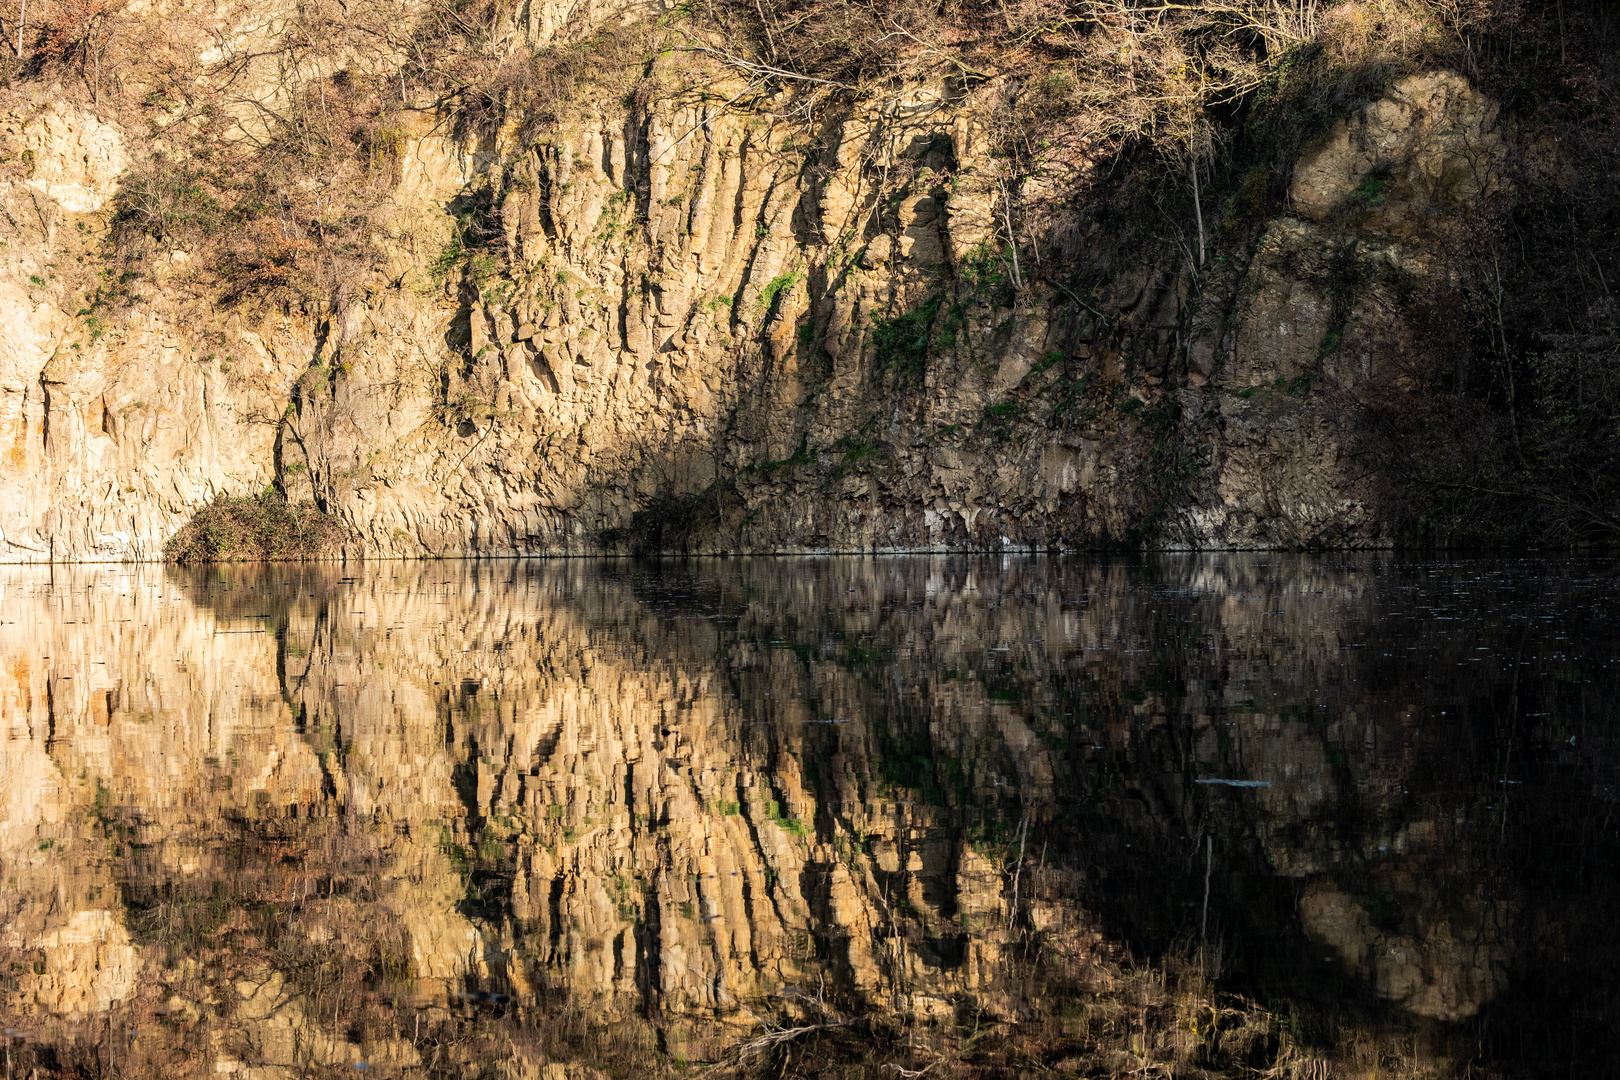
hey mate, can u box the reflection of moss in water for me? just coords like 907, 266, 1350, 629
755, 626, 880, 670
1038, 729, 1069, 753
439, 827, 471, 877
1359, 891, 1401, 931
987, 679, 1022, 703
875, 732, 951, 805
609, 874, 641, 922
764, 799, 809, 837
753, 633, 818, 665
967, 807, 1017, 850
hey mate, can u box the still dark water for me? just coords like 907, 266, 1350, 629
0, 555, 1615, 1078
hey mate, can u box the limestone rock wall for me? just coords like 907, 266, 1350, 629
0, 15, 1509, 560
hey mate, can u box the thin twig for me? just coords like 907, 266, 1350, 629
708, 1022, 847, 1072
684, 45, 856, 90
652, 79, 767, 164
870, 22, 994, 81
1200, 834, 1212, 946
1006, 813, 1028, 929
753, 0, 778, 61
997, 173, 1024, 291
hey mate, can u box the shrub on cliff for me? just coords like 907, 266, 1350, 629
164, 492, 347, 563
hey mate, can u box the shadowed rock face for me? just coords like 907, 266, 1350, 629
0, 556, 1616, 1076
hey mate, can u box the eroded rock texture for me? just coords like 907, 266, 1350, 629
0, 0, 1510, 560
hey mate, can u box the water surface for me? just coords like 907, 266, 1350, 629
0, 555, 1615, 1077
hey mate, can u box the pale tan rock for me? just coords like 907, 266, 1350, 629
27, 910, 139, 1019
18, 103, 127, 213
0, 31, 1511, 562
1291, 71, 1505, 221
1300, 881, 1507, 1021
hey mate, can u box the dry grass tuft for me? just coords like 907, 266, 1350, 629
163, 491, 348, 563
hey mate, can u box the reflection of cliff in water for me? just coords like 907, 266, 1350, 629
0, 556, 1615, 1077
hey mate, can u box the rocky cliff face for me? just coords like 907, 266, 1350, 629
1, 557, 1614, 1077
0, 0, 1525, 559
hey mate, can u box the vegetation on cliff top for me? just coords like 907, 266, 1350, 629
0, 0, 1554, 307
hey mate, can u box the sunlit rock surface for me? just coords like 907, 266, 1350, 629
0, 31, 1509, 559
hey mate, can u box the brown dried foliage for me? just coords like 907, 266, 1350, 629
163, 491, 347, 562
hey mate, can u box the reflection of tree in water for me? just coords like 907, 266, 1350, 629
0, 556, 1614, 1077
